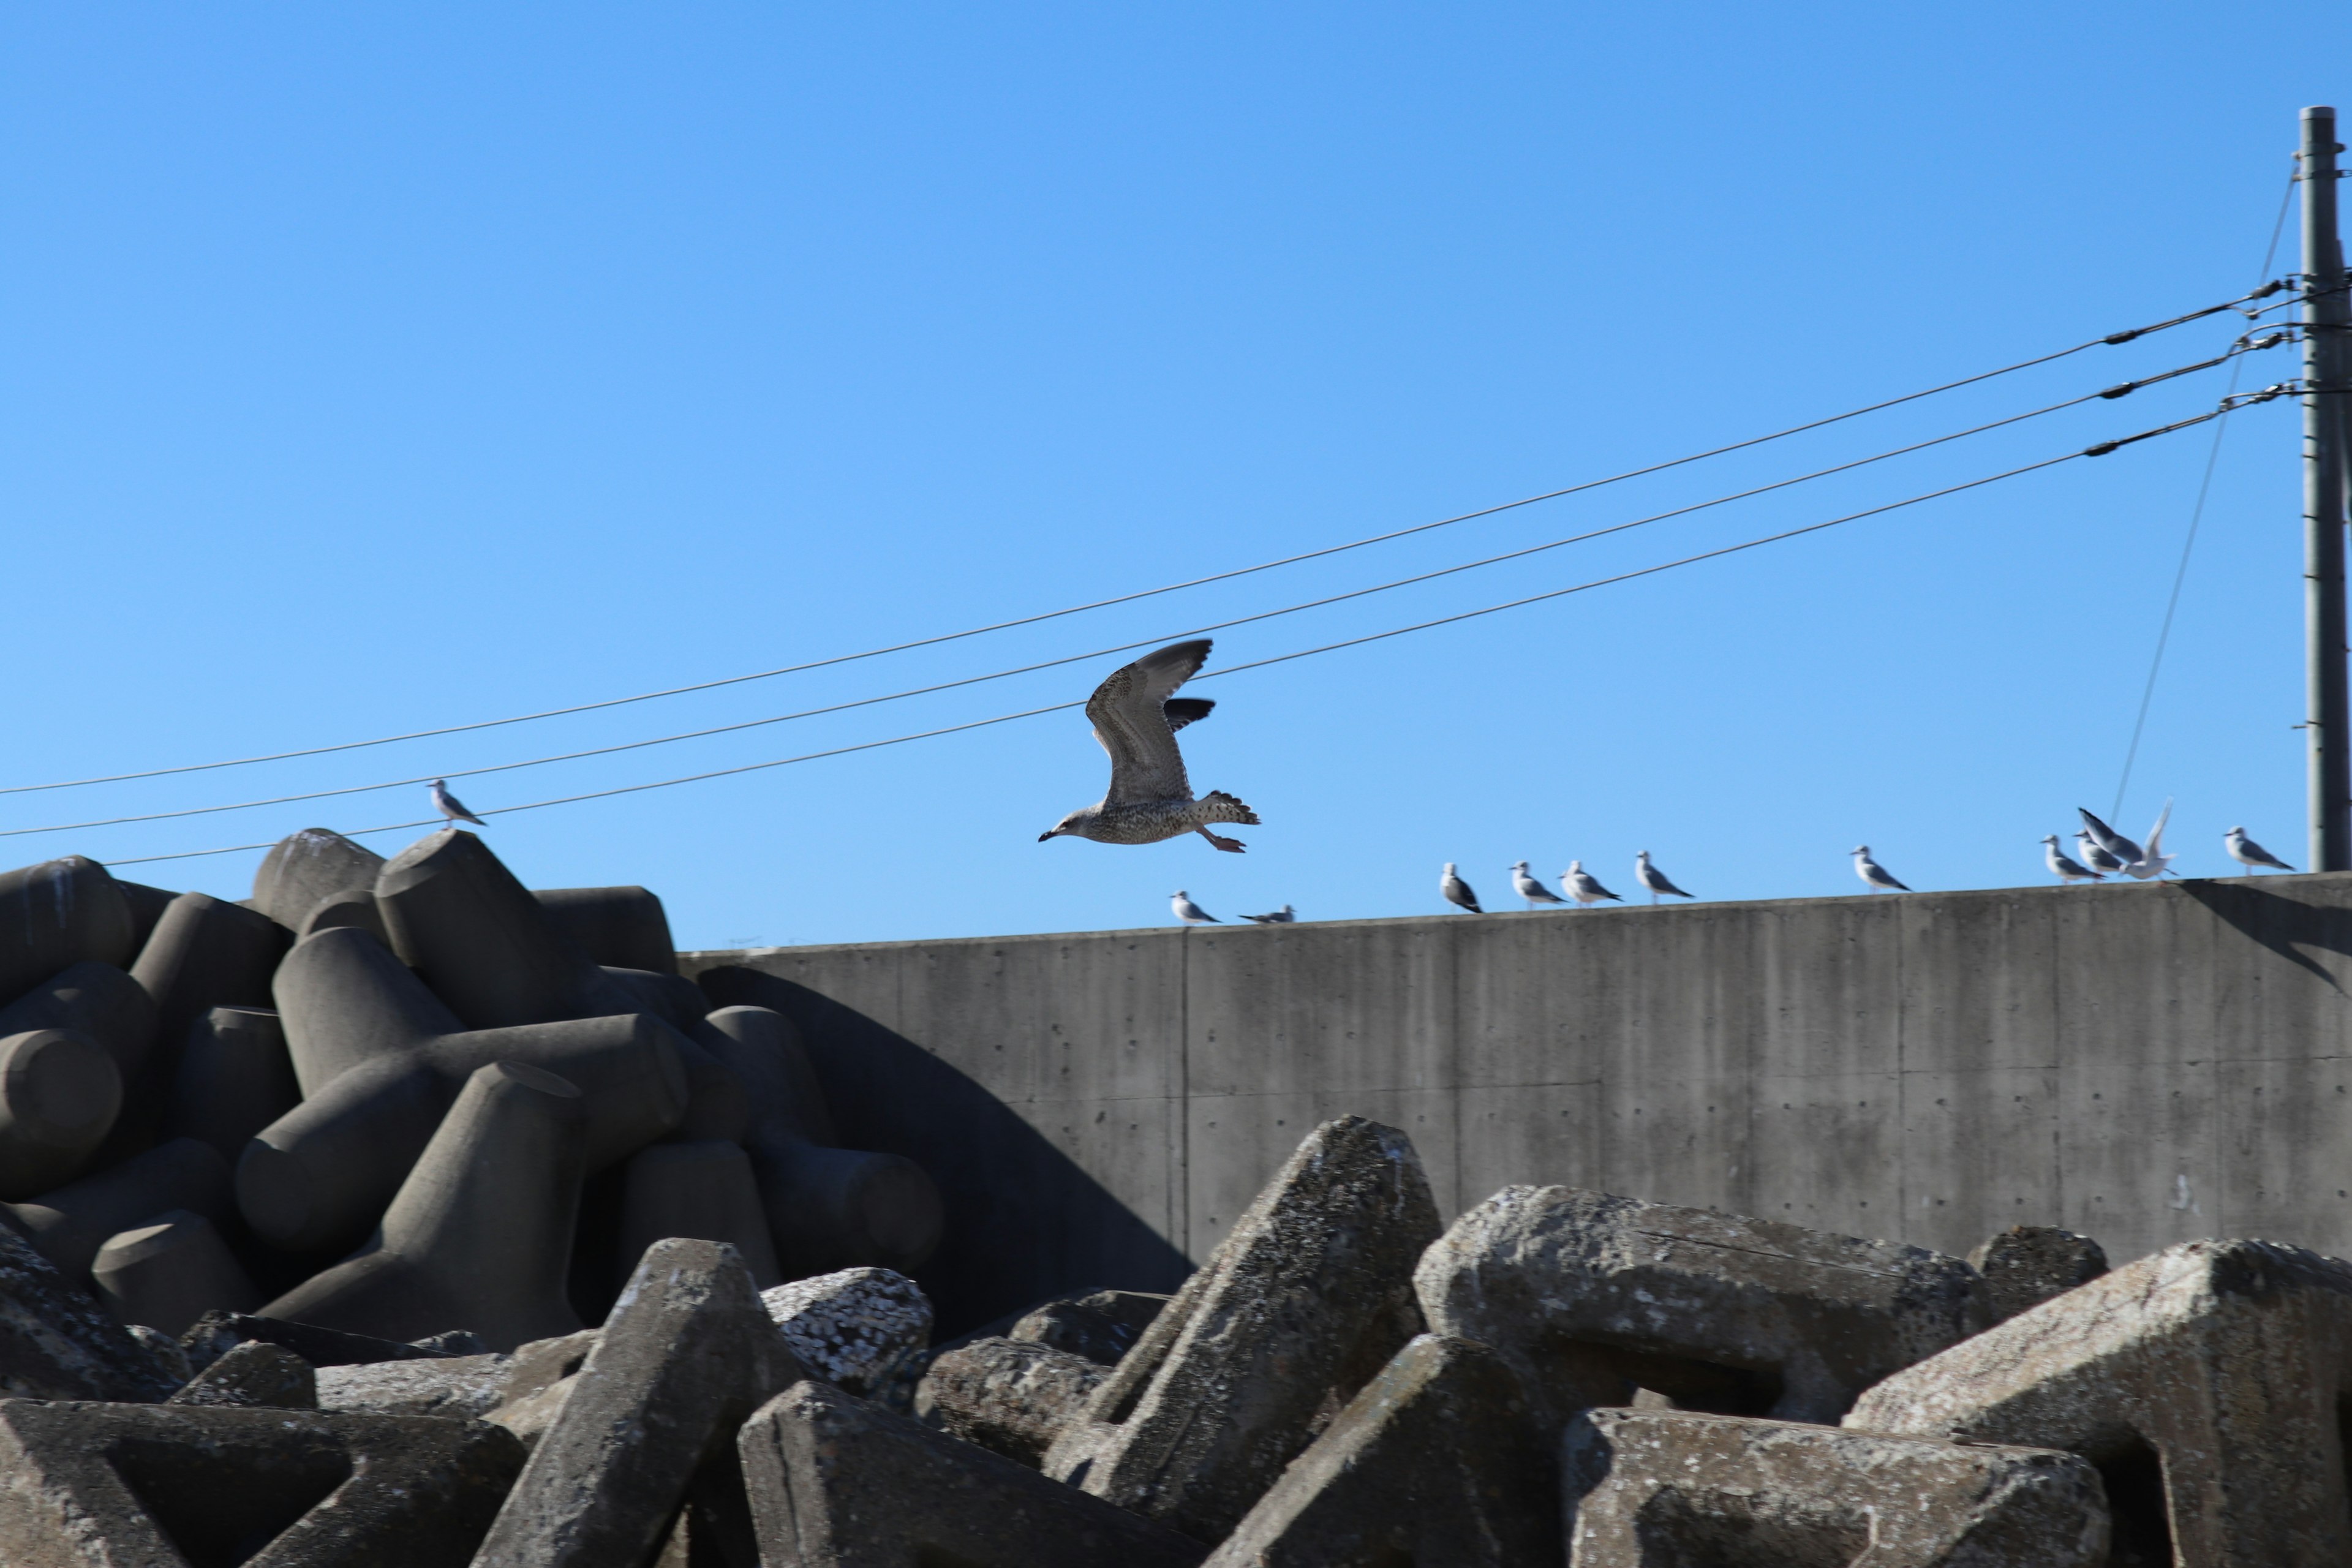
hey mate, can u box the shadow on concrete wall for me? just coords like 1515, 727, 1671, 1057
2176, 879, 2352, 993
695, 965, 1193, 1336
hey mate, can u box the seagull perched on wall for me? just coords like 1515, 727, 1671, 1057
1852, 845, 1910, 893
1240, 905, 1295, 924
2075, 831, 2127, 876
2076, 809, 2143, 870
430, 780, 486, 829
1441, 864, 1482, 914
1171, 891, 1218, 925
1039, 639, 1260, 853
2041, 834, 2103, 884
2225, 826, 2295, 872
1562, 861, 1623, 908
1511, 861, 1568, 910
1634, 851, 1694, 904
2122, 800, 2176, 880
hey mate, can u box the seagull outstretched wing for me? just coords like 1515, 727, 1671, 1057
1087, 640, 1211, 806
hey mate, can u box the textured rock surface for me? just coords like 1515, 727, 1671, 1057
1205, 1334, 1557, 1568
1969, 1224, 2109, 1324
1045, 1115, 1442, 1544
1012, 1287, 1169, 1365
763, 1265, 933, 1397
179, 1308, 458, 1373
0, 1220, 176, 1402
166, 1340, 317, 1408
1847, 1237, 2352, 1567
917, 1336, 1106, 1466
1417, 1186, 1988, 1427
1565, 1408, 2109, 1566
741, 1379, 1208, 1568
317, 1351, 512, 1419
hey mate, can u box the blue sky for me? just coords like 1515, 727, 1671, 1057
4, 5, 2346, 946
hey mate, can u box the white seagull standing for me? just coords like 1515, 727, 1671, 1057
1441, 864, 1483, 914
1634, 851, 1694, 904
2122, 799, 2176, 880
1562, 860, 1623, 908
1240, 905, 1296, 924
2076, 809, 2143, 870
1039, 639, 1260, 853
2225, 826, 2294, 872
1852, 845, 1910, 893
431, 780, 486, 829
1511, 861, 1568, 910
2041, 834, 2103, 884
1171, 891, 1218, 925
2075, 831, 2127, 876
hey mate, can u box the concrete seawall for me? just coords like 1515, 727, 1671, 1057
684, 871, 2352, 1331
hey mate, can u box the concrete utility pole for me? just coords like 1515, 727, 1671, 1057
2301, 106, 2350, 870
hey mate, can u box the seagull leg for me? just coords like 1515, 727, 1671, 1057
1196, 826, 1246, 853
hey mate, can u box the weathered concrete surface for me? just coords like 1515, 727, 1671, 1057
167, 1339, 317, 1408
1970, 1223, 2109, 1324
1013, 1287, 1168, 1365
916, 1336, 1106, 1466
684, 873, 2352, 1327
761, 1266, 932, 1398
739, 1379, 1208, 1568
1847, 1237, 2352, 1568
0, 1222, 178, 1402
1417, 1186, 1986, 1425
1563, 1408, 2109, 1567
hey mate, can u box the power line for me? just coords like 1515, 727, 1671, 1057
102, 407, 2228, 868
13, 343, 2279, 843
9, 281, 2293, 802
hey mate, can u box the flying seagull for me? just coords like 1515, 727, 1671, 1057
1511, 861, 1568, 910
1852, 845, 1910, 892
1240, 905, 1296, 924
1634, 850, 1694, 903
2076, 808, 2143, 870
1171, 891, 1218, 925
1562, 860, 1623, 908
2075, 831, 2127, 876
431, 780, 486, 829
2122, 799, 2176, 880
1040, 639, 1259, 853
2225, 826, 2294, 872
2041, 834, 2103, 883
1441, 863, 1482, 914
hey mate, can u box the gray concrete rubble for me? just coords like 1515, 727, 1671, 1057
127, 1323, 192, 1384
1564, 1408, 2109, 1566
916, 1336, 1107, 1467
180, 1308, 461, 1373
91, 1208, 260, 1335
0, 1028, 121, 1199
0, 1219, 178, 1401
0, 857, 134, 1003
617, 1138, 781, 1289
318, 1350, 514, 1419
741, 1379, 1209, 1568
1847, 1237, 2352, 1567
472, 1238, 808, 1567
1203, 1333, 1556, 1568
1417, 1186, 1988, 1427
1012, 1287, 1169, 1365
762, 1265, 933, 1398
1044, 1115, 1443, 1544
167, 1339, 318, 1408
1969, 1223, 2109, 1323
0, 1398, 522, 1565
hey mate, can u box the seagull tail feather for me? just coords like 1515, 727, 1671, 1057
1201, 791, 1261, 826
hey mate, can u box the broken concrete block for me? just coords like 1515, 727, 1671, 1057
1564, 1408, 2108, 1566
0, 959, 157, 1088
318, 1351, 513, 1419
1416, 1186, 1987, 1428
1202, 1334, 1555, 1568
127, 1322, 192, 1383
0, 1218, 178, 1401
262, 1061, 589, 1350
252, 826, 388, 930
0, 1397, 522, 1565
167, 1338, 318, 1408
3, 1134, 233, 1284
1969, 1224, 2109, 1324
742, 1379, 1208, 1567
0, 1028, 121, 1198
179, 1309, 461, 1374
92, 1208, 262, 1335
1847, 1237, 2352, 1568
916, 1336, 1106, 1468
1013, 1287, 1170, 1366
762, 1265, 933, 1398
472, 1238, 807, 1567
164, 1004, 300, 1163
533, 884, 679, 975
1045, 1115, 1442, 1544
616, 1139, 780, 1289
483, 1330, 597, 1457
0, 856, 135, 1002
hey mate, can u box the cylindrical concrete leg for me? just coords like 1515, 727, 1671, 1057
375, 829, 617, 1028
116, 881, 179, 964
614, 1140, 781, 1291
118, 894, 288, 1164
752, 1138, 944, 1276
261, 1061, 589, 1351
532, 885, 678, 974
0, 856, 135, 1002
696, 1006, 835, 1142
92, 1209, 260, 1335
273, 925, 461, 1095
0, 1030, 122, 1198
237, 1055, 448, 1253
165, 1007, 299, 1164
251, 828, 385, 931
0, 962, 158, 1087
3, 1137, 234, 1283
295, 891, 389, 948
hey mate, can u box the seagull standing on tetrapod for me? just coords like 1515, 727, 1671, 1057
1441, 864, 1482, 914
1852, 846, 1910, 893
1634, 851, 1694, 904
1511, 861, 1568, 910
1240, 905, 1296, 924
1171, 892, 1218, 925
1562, 861, 1623, 908
1039, 639, 1260, 853
2041, 834, 2103, 884
2225, 826, 2295, 873
431, 780, 486, 829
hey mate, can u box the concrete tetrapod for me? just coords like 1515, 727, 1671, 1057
1414, 1186, 1988, 1428
1968, 1224, 2109, 1324
0, 960, 157, 1088
119, 891, 288, 1161
532, 884, 678, 975
92, 1208, 262, 1336
472, 1238, 808, 1568
262, 1061, 590, 1352
742, 1380, 1210, 1568
0, 856, 135, 1003
2, 1136, 234, 1285
696, 1005, 944, 1275
0, 1028, 121, 1198
251, 827, 386, 931
167, 1340, 317, 1409
164, 1005, 300, 1163
613, 1139, 780, 1291
1562, 1409, 2109, 1567
1845, 1237, 2352, 1568
916, 1337, 1107, 1467
115, 879, 178, 959
1044, 1115, 1444, 1545
0, 1220, 179, 1401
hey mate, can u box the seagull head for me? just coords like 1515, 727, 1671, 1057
1637, 850, 1652, 862
1568, 859, 1585, 872
2040, 834, 2057, 845
1443, 862, 1458, 875
2226, 825, 2245, 837
1511, 859, 1529, 872
1038, 804, 1099, 842
1852, 845, 1869, 857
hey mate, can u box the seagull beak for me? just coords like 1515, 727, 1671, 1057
1038, 831, 1055, 842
